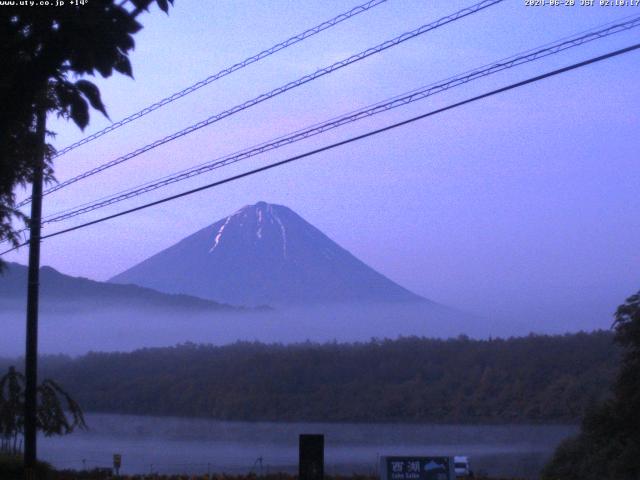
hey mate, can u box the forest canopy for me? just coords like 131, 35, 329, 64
2, 331, 618, 424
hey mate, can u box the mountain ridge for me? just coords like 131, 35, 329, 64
110, 201, 428, 307
0, 262, 240, 312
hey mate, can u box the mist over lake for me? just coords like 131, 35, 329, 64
39, 413, 577, 479
0, 299, 599, 357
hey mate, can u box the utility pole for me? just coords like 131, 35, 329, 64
24, 107, 46, 480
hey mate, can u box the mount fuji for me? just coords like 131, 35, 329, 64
110, 202, 428, 307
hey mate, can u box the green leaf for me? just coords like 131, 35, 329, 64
70, 95, 89, 130
114, 53, 133, 78
75, 80, 109, 118
130, 0, 153, 11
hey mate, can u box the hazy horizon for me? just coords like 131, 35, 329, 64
0, 295, 613, 357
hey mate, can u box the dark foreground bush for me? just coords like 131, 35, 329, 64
542, 291, 640, 480
0, 453, 54, 480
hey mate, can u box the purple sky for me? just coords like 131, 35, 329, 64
5, 0, 640, 331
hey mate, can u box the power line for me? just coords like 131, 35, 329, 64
17, 0, 503, 207
3, 41, 638, 256
44, 12, 640, 223
38, 15, 640, 225
43, 10, 640, 221
51, 0, 389, 159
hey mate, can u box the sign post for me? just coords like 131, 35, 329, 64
379, 456, 455, 480
113, 453, 122, 476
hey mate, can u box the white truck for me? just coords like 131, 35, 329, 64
453, 456, 471, 477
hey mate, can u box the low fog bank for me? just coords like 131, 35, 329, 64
37, 413, 576, 478
0, 299, 611, 356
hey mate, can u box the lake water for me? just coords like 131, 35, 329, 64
39, 413, 577, 479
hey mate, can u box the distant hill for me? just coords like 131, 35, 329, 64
13, 331, 618, 424
0, 262, 237, 312
110, 201, 428, 307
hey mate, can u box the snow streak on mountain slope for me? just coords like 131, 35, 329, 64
110, 202, 426, 307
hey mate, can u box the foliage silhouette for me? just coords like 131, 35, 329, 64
542, 291, 640, 480
0, 366, 86, 455
0, 0, 174, 268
